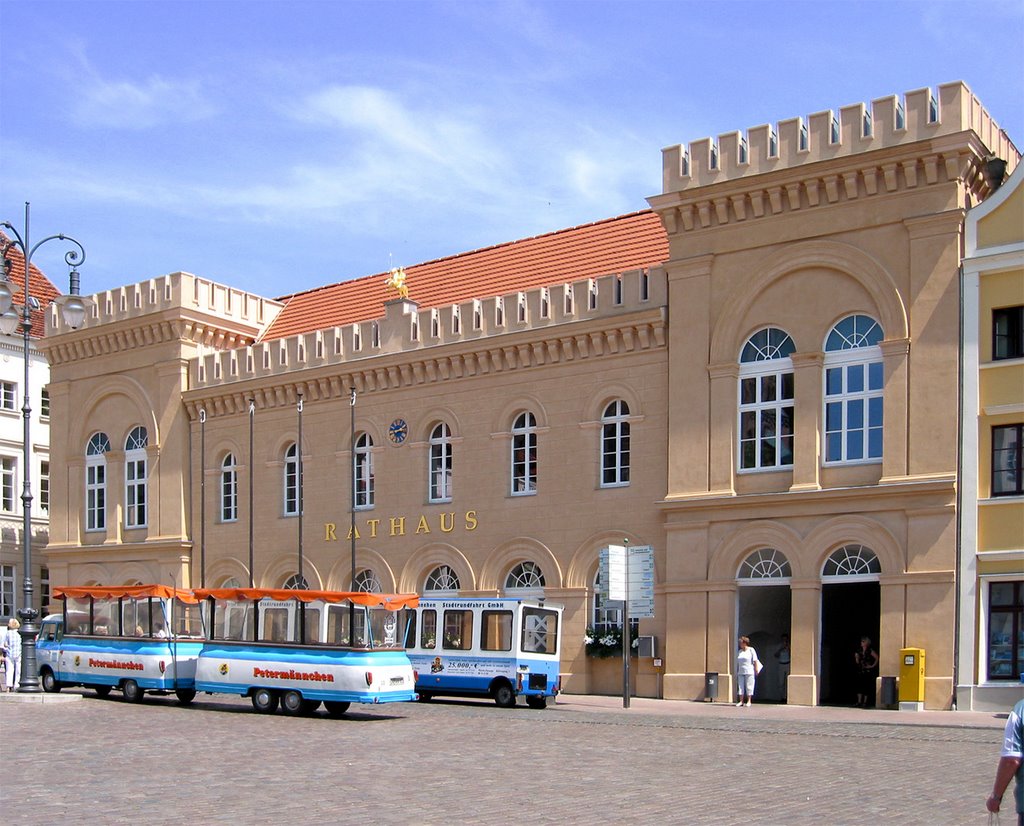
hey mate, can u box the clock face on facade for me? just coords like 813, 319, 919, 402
388, 418, 408, 445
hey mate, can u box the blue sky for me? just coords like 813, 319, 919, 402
2, 0, 1022, 301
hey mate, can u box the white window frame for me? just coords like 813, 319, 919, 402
424, 565, 460, 595
39, 459, 49, 514
510, 412, 537, 496
283, 442, 299, 516
40, 387, 50, 419
220, 453, 238, 522
429, 423, 453, 503
0, 381, 16, 412
823, 315, 884, 466
124, 426, 148, 529
600, 400, 630, 488
504, 561, 545, 595
738, 328, 794, 472
0, 563, 14, 617
1, 456, 15, 513
353, 432, 375, 510
86, 432, 110, 532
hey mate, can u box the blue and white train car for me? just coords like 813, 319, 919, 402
405, 597, 563, 708
192, 587, 419, 716
37, 584, 204, 703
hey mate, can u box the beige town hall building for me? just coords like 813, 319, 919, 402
39, 82, 1020, 708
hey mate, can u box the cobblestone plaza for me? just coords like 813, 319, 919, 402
0, 693, 1005, 824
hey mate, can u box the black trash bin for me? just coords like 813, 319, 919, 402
881, 676, 897, 708
705, 671, 719, 702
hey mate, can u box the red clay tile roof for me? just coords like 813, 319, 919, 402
0, 232, 61, 338
263, 210, 668, 341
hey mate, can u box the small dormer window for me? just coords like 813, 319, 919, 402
431, 309, 440, 338
830, 114, 840, 145
588, 280, 597, 310
799, 122, 808, 151
452, 305, 461, 334
928, 91, 938, 123
371, 321, 379, 348
352, 324, 361, 351
495, 296, 504, 327
614, 277, 623, 306
768, 129, 778, 158
564, 285, 574, 315
895, 98, 906, 130
517, 293, 527, 323
709, 141, 719, 170
473, 300, 482, 330
540, 287, 550, 318
862, 109, 872, 138
738, 135, 748, 164
681, 147, 690, 176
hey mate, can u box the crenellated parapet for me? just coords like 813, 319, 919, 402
186, 267, 667, 414
659, 82, 1018, 209
42, 271, 286, 365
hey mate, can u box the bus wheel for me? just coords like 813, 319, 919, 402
175, 688, 197, 705
40, 668, 61, 693
94, 685, 112, 699
251, 688, 279, 714
122, 679, 145, 703
526, 695, 547, 710
417, 692, 433, 702
281, 690, 305, 716
324, 701, 351, 718
301, 700, 321, 715
493, 682, 516, 708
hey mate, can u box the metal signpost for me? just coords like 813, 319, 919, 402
600, 543, 655, 708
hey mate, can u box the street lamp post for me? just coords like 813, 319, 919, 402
0, 202, 92, 693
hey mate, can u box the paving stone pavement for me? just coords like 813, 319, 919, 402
0, 690, 1011, 825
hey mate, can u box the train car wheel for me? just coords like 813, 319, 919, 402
40, 669, 62, 693
324, 701, 351, 718
94, 684, 112, 698
281, 690, 304, 716
526, 695, 547, 710
175, 688, 197, 705
251, 687, 279, 713
122, 679, 145, 703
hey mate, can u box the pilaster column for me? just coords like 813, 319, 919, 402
789, 352, 823, 491
707, 362, 738, 494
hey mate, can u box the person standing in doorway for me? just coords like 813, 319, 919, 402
774, 633, 791, 702
2, 618, 22, 691
986, 697, 1024, 825
736, 636, 761, 707
853, 636, 878, 708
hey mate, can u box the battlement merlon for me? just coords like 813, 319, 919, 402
45, 271, 285, 341
660, 82, 1020, 194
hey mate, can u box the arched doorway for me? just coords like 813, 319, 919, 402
737, 548, 792, 703
819, 545, 881, 705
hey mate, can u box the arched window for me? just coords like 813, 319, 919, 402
283, 573, 309, 590
505, 561, 545, 593
353, 432, 374, 509
220, 453, 238, 522
510, 412, 537, 495
429, 423, 453, 502
591, 569, 638, 638
600, 400, 630, 487
353, 569, 382, 593
124, 426, 148, 529
824, 315, 884, 464
822, 544, 881, 579
739, 327, 795, 470
283, 442, 299, 516
738, 548, 792, 580
424, 565, 460, 594
85, 432, 110, 532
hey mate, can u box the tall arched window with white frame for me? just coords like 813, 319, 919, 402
510, 412, 537, 495
429, 423, 453, 503
600, 400, 630, 487
823, 315, 884, 464
220, 453, 238, 522
124, 426, 148, 529
85, 432, 110, 532
739, 327, 795, 470
353, 432, 374, 509
283, 442, 299, 516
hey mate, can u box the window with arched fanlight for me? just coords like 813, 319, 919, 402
124, 426, 148, 529
429, 423, 453, 502
353, 432, 375, 509
354, 569, 382, 593
510, 412, 538, 495
739, 328, 795, 471
600, 400, 630, 487
504, 561, 545, 594
219, 577, 242, 589
824, 315, 884, 464
822, 544, 881, 580
85, 432, 111, 532
221, 453, 238, 522
738, 548, 792, 581
283, 442, 299, 516
283, 573, 309, 590
424, 565, 460, 594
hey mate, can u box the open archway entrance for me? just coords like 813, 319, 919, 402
736, 549, 792, 703
819, 545, 882, 706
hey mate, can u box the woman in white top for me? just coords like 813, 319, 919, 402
2, 617, 22, 691
735, 635, 761, 707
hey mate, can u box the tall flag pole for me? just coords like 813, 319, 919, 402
199, 407, 207, 588
349, 386, 357, 645
248, 397, 255, 588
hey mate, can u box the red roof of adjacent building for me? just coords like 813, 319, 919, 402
0, 232, 62, 338
263, 210, 668, 341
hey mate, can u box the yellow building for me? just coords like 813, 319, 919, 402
41, 82, 1019, 707
958, 159, 1024, 711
